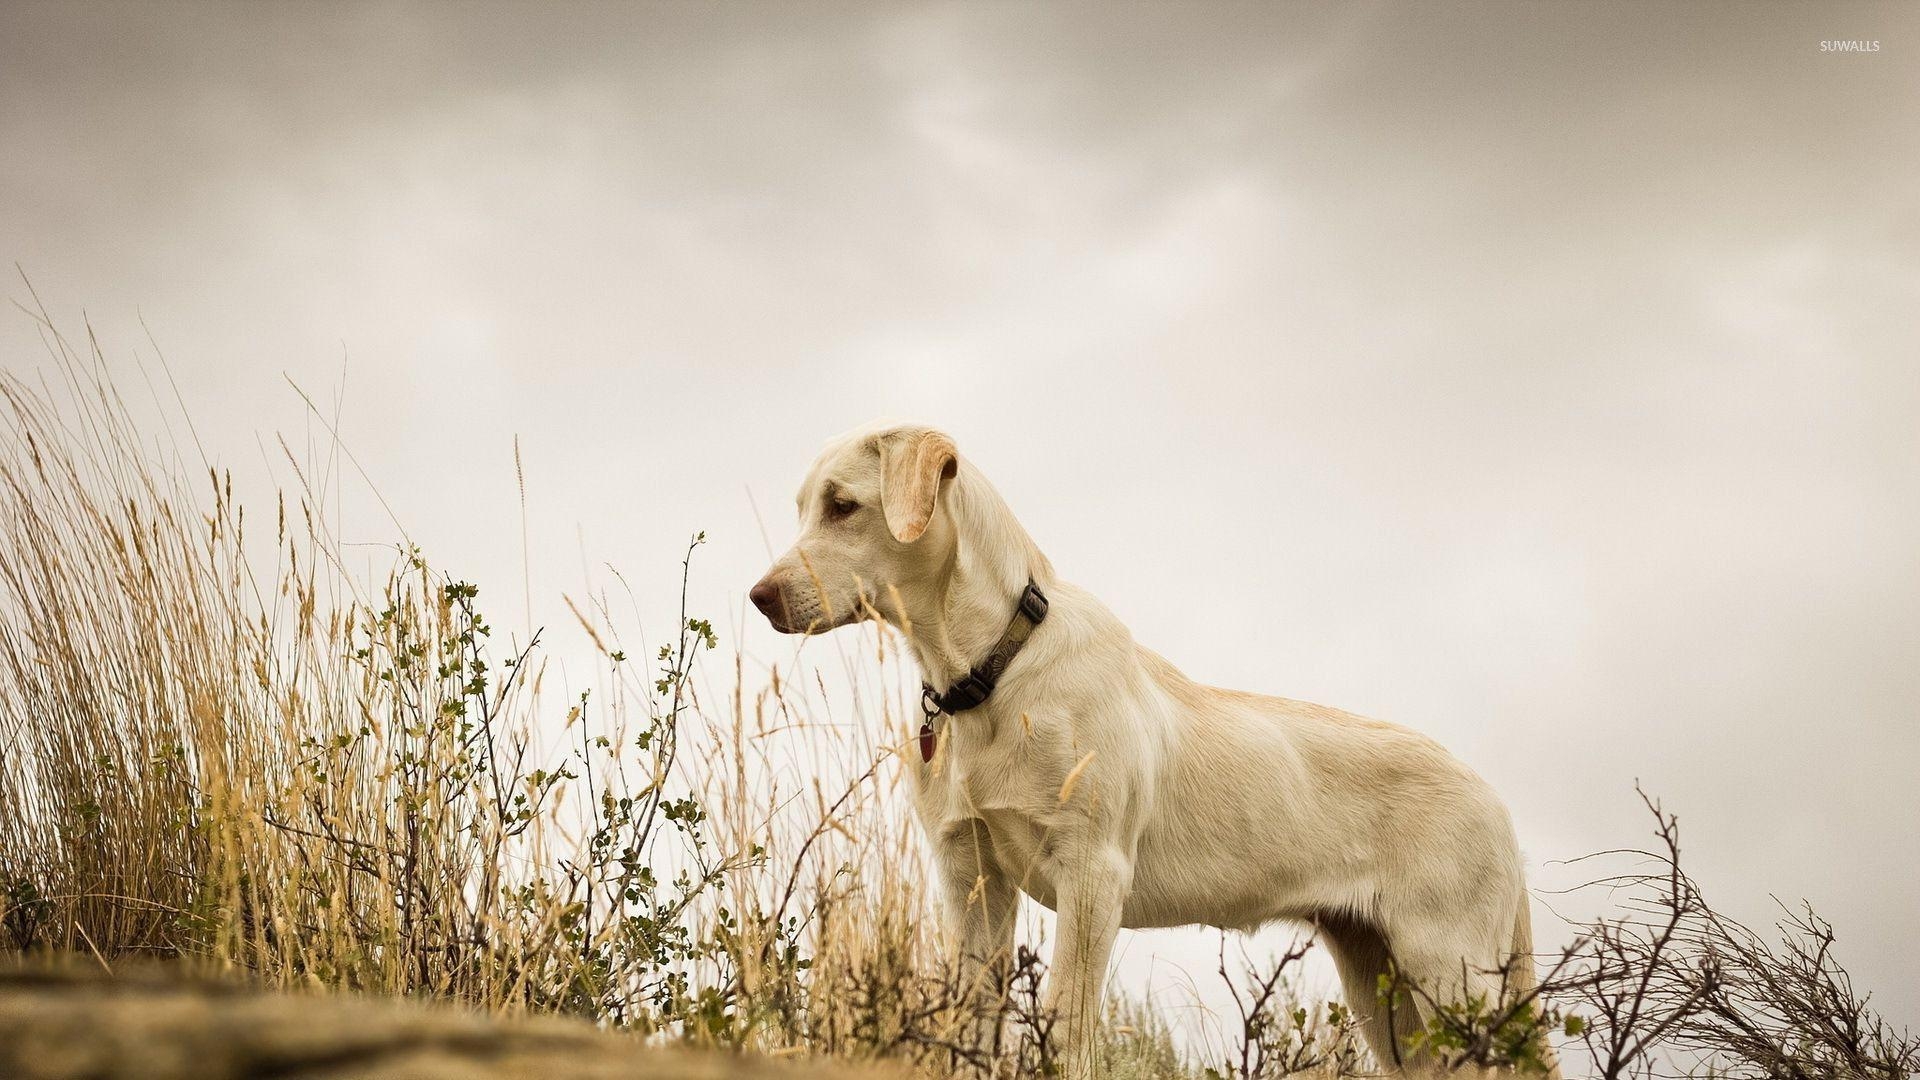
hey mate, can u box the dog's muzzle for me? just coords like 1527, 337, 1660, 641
749, 576, 793, 632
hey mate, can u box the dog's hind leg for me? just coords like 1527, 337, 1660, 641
1317, 910, 1425, 1074
1383, 899, 1542, 1078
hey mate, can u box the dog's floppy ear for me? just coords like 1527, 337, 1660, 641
879, 429, 958, 543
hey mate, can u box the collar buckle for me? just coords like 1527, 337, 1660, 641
941, 673, 992, 712
1017, 580, 1050, 623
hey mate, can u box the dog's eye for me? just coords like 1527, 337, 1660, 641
828, 497, 859, 519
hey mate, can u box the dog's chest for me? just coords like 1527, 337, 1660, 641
914, 773, 1060, 902
914, 739, 1035, 816
910, 712, 1071, 825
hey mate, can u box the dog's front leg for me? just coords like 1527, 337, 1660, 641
937, 818, 1017, 1069
1043, 837, 1130, 1079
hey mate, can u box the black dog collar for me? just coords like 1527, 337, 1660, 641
922, 579, 1050, 724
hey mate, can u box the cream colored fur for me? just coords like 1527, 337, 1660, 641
752, 422, 1551, 1077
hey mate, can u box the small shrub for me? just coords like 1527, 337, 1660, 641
1205, 936, 1364, 1079
1547, 790, 1920, 1080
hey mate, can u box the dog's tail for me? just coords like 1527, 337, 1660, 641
1511, 896, 1565, 1079
1509, 894, 1538, 998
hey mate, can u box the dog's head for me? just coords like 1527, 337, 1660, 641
750, 423, 961, 634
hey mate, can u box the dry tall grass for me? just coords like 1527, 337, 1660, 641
0, 313, 1218, 1077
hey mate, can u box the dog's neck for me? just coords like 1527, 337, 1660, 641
897, 465, 1053, 691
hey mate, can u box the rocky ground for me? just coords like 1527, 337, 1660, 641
0, 963, 876, 1080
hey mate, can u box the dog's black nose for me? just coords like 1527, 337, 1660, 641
749, 578, 782, 620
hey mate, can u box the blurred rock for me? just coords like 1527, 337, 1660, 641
0, 963, 873, 1080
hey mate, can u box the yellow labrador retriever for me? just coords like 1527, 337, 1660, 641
750, 422, 1548, 1076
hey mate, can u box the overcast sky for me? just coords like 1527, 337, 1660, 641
4, 0, 1916, 1029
